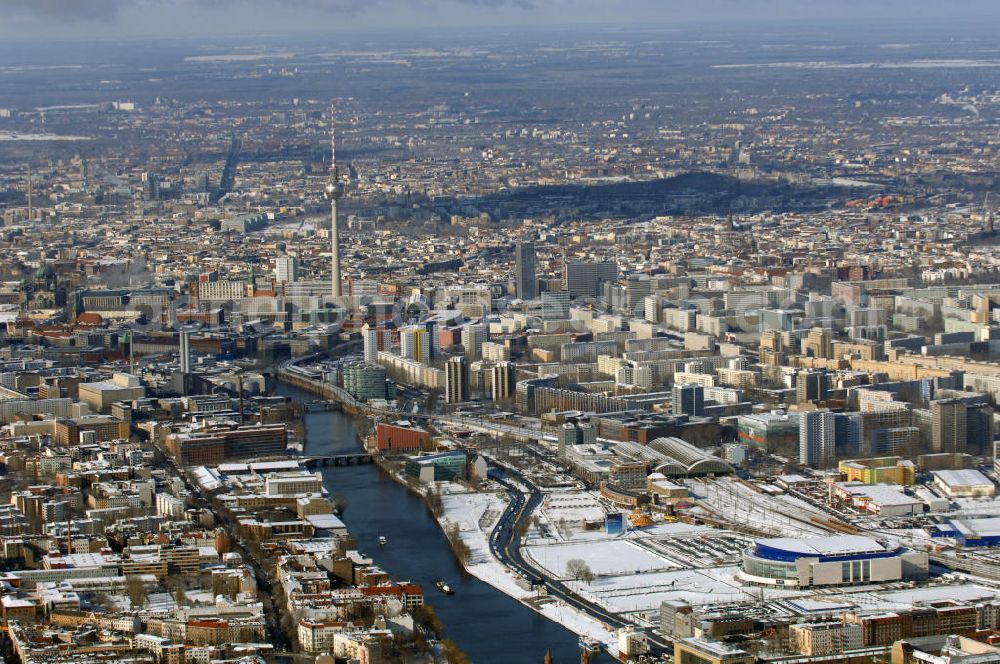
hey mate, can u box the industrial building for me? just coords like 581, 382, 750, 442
838, 457, 916, 486
931, 517, 1000, 547
931, 469, 996, 498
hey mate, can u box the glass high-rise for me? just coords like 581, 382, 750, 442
515, 240, 537, 300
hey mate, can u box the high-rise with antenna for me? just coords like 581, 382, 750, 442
325, 103, 344, 297
26, 163, 32, 223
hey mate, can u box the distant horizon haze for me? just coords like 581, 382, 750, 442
1, 0, 1000, 41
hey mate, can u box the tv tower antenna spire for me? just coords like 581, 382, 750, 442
325, 102, 344, 297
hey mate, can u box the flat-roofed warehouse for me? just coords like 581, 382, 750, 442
931, 517, 1000, 547
932, 469, 996, 498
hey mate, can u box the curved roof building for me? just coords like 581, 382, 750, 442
610, 437, 733, 477
647, 437, 734, 476
739, 535, 927, 588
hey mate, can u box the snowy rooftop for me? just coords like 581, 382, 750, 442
758, 535, 888, 556
217, 460, 302, 475
305, 514, 347, 531
787, 598, 857, 613
776, 474, 811, 485
933, 469, 993, 487
950, 517, 1000, 538
836, 482, 923, 507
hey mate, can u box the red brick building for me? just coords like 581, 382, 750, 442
375, 423, 430, 453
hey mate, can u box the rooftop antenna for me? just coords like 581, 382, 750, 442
26, 163, 32, 223
325, 102, 344, 297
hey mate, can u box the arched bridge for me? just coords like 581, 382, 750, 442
302, 454, 373, 468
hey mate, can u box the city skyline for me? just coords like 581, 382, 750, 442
3, 5, 1000, 664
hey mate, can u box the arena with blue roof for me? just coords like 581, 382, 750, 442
738, 535, 928, 587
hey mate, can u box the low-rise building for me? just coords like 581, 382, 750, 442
789, 621, 863, 655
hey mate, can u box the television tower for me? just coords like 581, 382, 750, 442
325, 103, 344, 297
26, 163, 32, 223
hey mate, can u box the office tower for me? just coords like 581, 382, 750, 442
643, 295, 661, 323
541, 290, 570, 320
796, 369, 829, 404
491, 361, 515, 402
461, 324, 488, 360
729, 356, 750, 371
932, 399, 968, 453
759, 329, 787, 367
400, 326, 431, 364
760, 308, 797, 332
362, 324, 378, 363
515, 239, 538, 300
967, 403, 993, 454
565, 261, 618, 298
325, 104, 344, 297
800, 411, 836, 468
625, 275, 652, 314
803, 328, 833, 359
445, 356, 470, 404
343, 362, 389, 401
196, 172, 211, 193
805, 294, 841, 323
142, 171, 160, 201
834, 412, 864, 456
481, 341, 511, 363
362, 324, 391, 364
616, 364, 653, 390
847, 306, 888, 328
179, 329, 191, 375
275, 255, 299, 284
557, 422, 580, 459
860, 398, 915, 456
424, 319, 441, 358
557, 419, 597, 459
672, 383, 705, 417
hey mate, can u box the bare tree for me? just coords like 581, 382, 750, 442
126, 576, 147, 608
565, 558, 594, 584
443, 523, 471, 565
441, 639, 472, 664
425, 486, 444, 518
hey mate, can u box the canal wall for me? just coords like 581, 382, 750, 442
276, 368, 480, 568
274, 367, 364, 416
275, 379, 587, 662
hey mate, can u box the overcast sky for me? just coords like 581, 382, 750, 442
2, 0, 1000, 40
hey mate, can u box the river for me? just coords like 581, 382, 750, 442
275, 383, 604, 664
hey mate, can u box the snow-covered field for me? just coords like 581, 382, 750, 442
533, 489, 609, 542
525, 540, 681, 578
571, 566, 778, 613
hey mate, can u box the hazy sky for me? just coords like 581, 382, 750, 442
2, 0, 1000, 40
